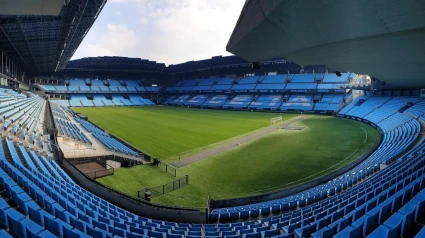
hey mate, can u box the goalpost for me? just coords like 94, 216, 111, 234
270, 116, 283, 128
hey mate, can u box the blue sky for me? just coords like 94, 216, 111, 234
72, 0, 245, 65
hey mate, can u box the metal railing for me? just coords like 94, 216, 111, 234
138, 175, 189, 198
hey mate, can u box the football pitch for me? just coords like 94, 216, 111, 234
73, 106, 380, 207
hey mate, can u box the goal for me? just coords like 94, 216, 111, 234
270, 116, 283, 128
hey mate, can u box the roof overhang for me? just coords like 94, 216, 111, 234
227, 0, 425, 88
0, 0, 64, 16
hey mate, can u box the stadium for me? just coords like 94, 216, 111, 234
0, 0, 424, 238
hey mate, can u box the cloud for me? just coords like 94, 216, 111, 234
72, 0, 245, 65
74, 24, 138, 58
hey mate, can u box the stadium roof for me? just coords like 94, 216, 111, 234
0, 0, 106, 76
0, 0, 64, 16
227, 0, 425, 88
67, 56, 166, 72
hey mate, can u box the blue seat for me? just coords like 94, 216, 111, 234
221, 231, 236, 236
8, 211, 44, 238
148, 230, 166, 238
415, 226, 425, 238
239, 210, 249, 219
334, 224, 362, 238
379, 198, 393, 223
249, 209, 259, 218
127, 232, 146, 238
295, 223, 317, 237
220, 212, 230, 221
87, 226, 110, 238
410, 191, 425, 221
63, 226, 91, 238
244, 232, 262, 238
283, 222, 301, 234
206, 231, 219, 236
351, 206, 380, 236
381, 212, 403, 238
26, 227, 56, 238
110, 226, 127, 237
311, 224, 337, 238
0, 229, 12, 238
397, 202, 417, 237
28, 205, 54, 227
44, 216, 73, 237
229, 211, 239, 220
167, 234, 184, 238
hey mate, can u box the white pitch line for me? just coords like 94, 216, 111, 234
361, 126, 368, 143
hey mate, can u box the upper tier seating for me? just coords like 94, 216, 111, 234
216, 78, 234, 85
262, 75, 286, 84
323, 73, 350, 83
144, 86, 161, 92
125, 80, 140, 86
39, 85, 56, 91
321, 94, 344, 104
69, 79, 86, 86
54, 86, 68, 91
198, 78, 216, 85
238, 76, 259, 84
255, 83, 285, 90
211, 84, 232, 90
109, 80, 122, 86
285, 83, 317, 90
191, 85, 211, 91
91, 80, 105, 86
291, 74, 315, 83
231, 84, 256, 90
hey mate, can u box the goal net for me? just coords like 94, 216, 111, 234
270, 116, 283, 128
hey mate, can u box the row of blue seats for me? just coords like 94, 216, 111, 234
167, 82, 349, 92
75, 118, 138, 156
212, 98, 421, 220
1, 129, 425, 237
173, 74, 350, 88
41, 85, 161, 93
166, 95, 344, 112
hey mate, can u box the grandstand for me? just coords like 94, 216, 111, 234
0, 0, 424, 237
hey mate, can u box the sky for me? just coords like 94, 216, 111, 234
72, 0, 245, 66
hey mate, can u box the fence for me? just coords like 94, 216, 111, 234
138, 175, 189, 198
157, 162, 177, 177
85, 167, 115, 179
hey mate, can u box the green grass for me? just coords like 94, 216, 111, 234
74, 107, 380, 207
73, 106, 295, 161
